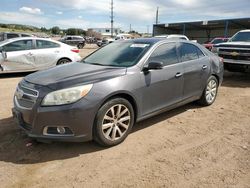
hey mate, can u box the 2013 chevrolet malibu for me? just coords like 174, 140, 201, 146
13, 38, 224, 146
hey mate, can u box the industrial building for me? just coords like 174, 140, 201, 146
153, 17, 250, 43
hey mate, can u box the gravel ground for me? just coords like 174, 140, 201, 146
0, 45, 249, 188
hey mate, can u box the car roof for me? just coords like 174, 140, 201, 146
0, 37, 59, 46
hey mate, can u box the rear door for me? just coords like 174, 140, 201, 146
177, 42, 210, 100
32, 39, 61, 69
1, 39, 35, 71
140, 42, 184, 116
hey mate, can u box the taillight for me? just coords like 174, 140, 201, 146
71, 49, 79, 53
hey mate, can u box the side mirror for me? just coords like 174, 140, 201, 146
144, 61, 163, 71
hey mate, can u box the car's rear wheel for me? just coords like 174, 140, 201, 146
77, 43, 84, 49
198, 76, 218, 106
57, 58, 71, 65
93, 98, 134, 147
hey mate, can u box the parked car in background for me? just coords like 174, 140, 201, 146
0, 32, 33, 42
12, 38, 223, 146
212, 30, 250, 72
115, 34, 134, 40
203, 37, 229, 51
59, 36, 85, 49
0, 37, 81, 73
97, 38, 115, 47
154, 34, 189, 41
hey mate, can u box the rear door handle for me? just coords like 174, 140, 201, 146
202, 65, 208, 70
175, 72, 183, 78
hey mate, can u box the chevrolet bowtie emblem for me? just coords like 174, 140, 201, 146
230, 51, 240, 56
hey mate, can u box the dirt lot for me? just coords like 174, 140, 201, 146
0, 45, 249, 188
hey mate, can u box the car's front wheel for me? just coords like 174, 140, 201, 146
198, 76, 218, 106
93, 98, 134, 147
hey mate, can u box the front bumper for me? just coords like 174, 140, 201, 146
13, 96, 98, 142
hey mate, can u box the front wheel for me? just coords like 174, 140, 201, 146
93, 98, 134, 147
198, 76, 218, 106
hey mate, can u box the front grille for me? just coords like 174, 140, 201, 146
218, 48, 250, 62
15, 84, 39, 109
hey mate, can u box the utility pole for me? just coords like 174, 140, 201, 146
147, 25, 150, 34
111, 0, 114, 38
130, 24, 132, 32
155, 7, 159, 25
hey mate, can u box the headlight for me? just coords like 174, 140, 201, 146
42, 84, 93, 106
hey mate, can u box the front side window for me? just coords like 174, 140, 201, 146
149, 43, 179, 66
36, 40, 60, 49
179, 43, 200, 62
3, 40, 33, 52
83, 41, 152, 67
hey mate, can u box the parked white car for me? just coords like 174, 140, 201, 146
154, 34, 189, 41
0, 37, 81, 73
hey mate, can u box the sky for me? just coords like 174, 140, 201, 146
0, 0, 250, 33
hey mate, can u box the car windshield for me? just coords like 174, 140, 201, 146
230, 32, 250, 42
211, 39, 224, 44
82, 41, 152, 67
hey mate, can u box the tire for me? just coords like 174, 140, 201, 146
77, 43, 84, 49
198, 76, 218, 106
93, 98, 134, 147
57, 58, 71, 65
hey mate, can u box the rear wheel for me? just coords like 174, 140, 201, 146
198, 76, 218, 106
77, 43, 84, 49
57, 58, 71, 65
93, 98, 134, 147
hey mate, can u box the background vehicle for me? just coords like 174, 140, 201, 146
0, 37, 81, 73
59, 36, 85, 49
154, 34, 189, 40
213, 30, 250, 72
203, 37, 229, 51
97, 38, 115, 47
13, 39, 223, 147
115, 34, 134, 40
0, 32, 33, 42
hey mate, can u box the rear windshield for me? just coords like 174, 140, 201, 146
83, 41, 152, 67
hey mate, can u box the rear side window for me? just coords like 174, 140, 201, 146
179, 43, 204, 62
0, 34, 3, 41
3, 40, 33, 52
36, 40, 60, 49
149, 43, 179, 66
21, 34, 31, 37
7, 33, 19, 39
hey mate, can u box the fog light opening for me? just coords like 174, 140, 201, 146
57, 126, 66, 134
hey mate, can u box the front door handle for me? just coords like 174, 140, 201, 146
175, 72, 183, 78
202, 65, 208, 70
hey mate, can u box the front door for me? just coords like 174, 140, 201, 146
1, 39, 35, 72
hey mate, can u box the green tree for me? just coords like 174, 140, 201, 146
51, 26, 60, 35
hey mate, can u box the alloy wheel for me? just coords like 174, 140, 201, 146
102, 104, 131, 141
205, 79, 217, 104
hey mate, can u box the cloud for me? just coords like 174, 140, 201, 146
56, 11, 63, 15
19, 6, 43, 15
0, 12, 48, 26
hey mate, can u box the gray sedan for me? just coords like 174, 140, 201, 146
0, 37, 81, 73
13, 38, 223, 146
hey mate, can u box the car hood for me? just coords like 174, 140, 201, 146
214, 41, 250, 48
25, 62, 127, 90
